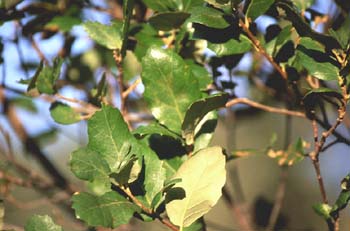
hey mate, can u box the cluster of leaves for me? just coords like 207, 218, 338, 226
1, 0, 350, 230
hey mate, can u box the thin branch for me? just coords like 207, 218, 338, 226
266, 167, 288, 231
122, 78, 141, 99
239, 19, 287, 80
225, 98, 306, 118
29, 35, 49, 65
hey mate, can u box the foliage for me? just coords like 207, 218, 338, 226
1, 0, 350, 231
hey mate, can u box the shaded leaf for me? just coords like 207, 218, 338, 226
133, 24, 164, 61
193, 111, 218, 152
166, 146, 226, 228
133, 122, 182, 141
295, 37, 339, 81
276, 1, 340, 50
49, 101, 81, 124
208, 35, 251, 56
182, 93, 229, 145
83, 21, 123, 50
329, 17, 350, 49
331, 173, 350, 215
188, 6, 230, 29
142, 46, 202, 133
246, 0, 275, 21
72, 191, 140, 228
184, 60, 212, 90
25, 215, 62, 231
149, 12, 190, 31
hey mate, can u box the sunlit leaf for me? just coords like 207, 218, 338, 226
83, 21, 123, 50
188, 6, 230, 29
49, 101, 81, 124
246, 0, 275, 21
208, 35, 252, 56
166, 146, 226, 228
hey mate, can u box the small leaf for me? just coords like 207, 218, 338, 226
208, 35, 251, 56
50, 101, 81, 124
193, 111, 218, 152
166, 146, 226, 228
133, 122, 182, 141
25, 215, 62, 231
72, 191, 140, 228
142, 46, 202, 133
10, 97, 37, 112
83, 21, 123, 50
246, 0, 275, 21
295, 37, 339, 81
313, 203, 332, 220
329, 17, 350, 49
182, 93, 229, 145
149, 12, 190, 31
188, 6, 230, 29
331, 173, 350, 215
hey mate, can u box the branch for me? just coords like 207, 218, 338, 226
225, 98, 306, 118
239, 19, 288, 80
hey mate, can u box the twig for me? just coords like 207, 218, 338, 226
29, 35, 49, 65
266, 167, 288, 231
239, 19, 287, 80
122, 78, 141, 99
225, 98, 306, 118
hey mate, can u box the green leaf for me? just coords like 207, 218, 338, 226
143, 146, 167, 207
72, 191, 140, 228
188, 6, 230, 29
133, 24, 164, 61
294, 0, 314, 11
208, 35, 252, 56
182, 93, 229, 145
29, 58, 63, 94
149, 12, 190, 31
49, 102, 81, 125
45, 15, 81, 32
313, 203, 332, 220
165, 146, 226, 228
184, 60, 212, 90
83, 21, 123, 50
87, 105, 135, 171
121, 0, 134, 58
193, 111, 218, 152
331, 173, 350, 215
25, 215, 62, 231
276, 1, 340, 50
329, 17, 350, 49
10, 97, 37, 112
133, 122, 182, 141
246, 0, 275, 21
70, 147, 111, 181
142, 46, 202, 133
142, 0, 182, 12
265, 25, 293, 57
295, 37, 339, 81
